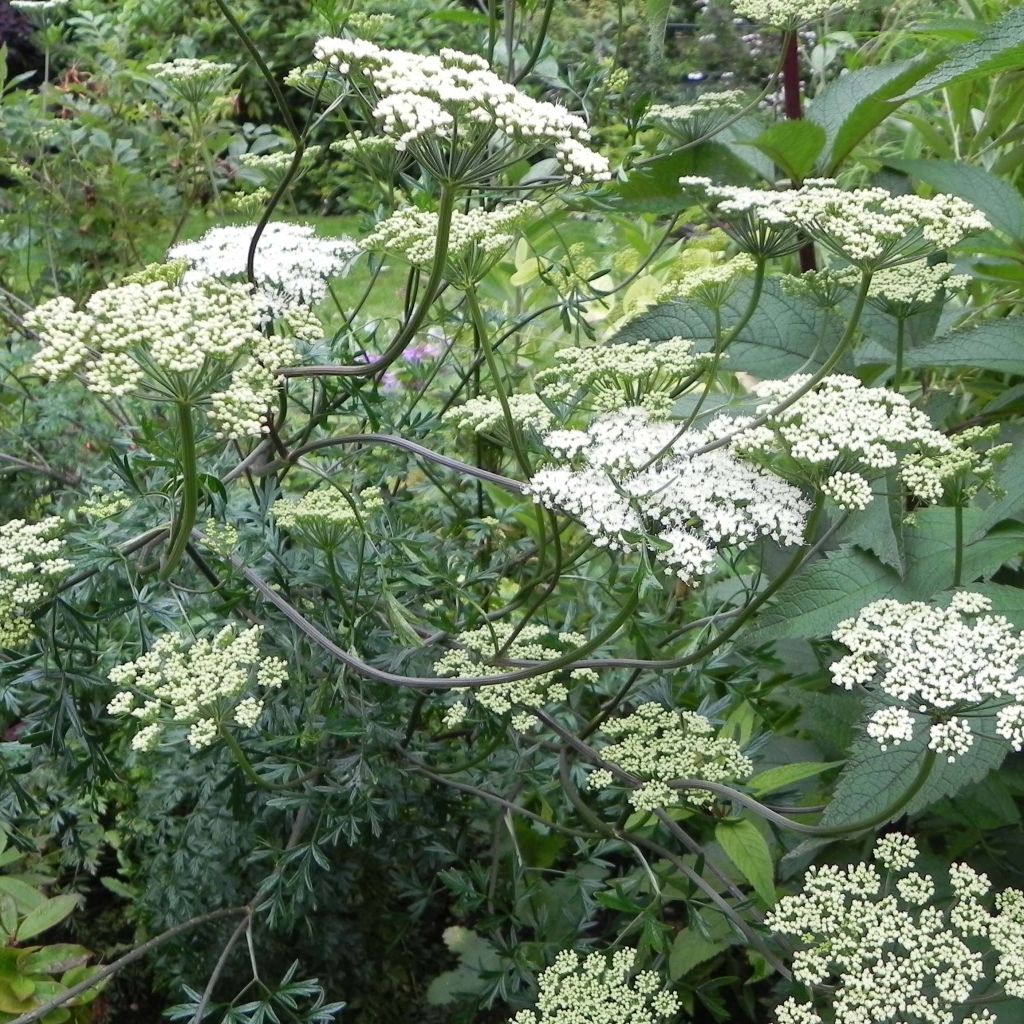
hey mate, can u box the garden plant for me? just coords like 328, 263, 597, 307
3, 0, 1024, 1021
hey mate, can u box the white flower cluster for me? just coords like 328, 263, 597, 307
312, 37, 609, 185
364, 202, 536, 283
272, 487, 373, 552
868, 260, 970, 315
527, 407, 810, 583
534, 337, 713, 414
446, 394, 555, 437
106, 625, 287, 752
147, 58, 235, 104
731, 0, 861, 27
435, 622, 598, 731
678, 177, 988, 268
0, 518, 70, 648
831, 592, 1024, 762
647, 90, 746, 139
168, 222, 359, 316
657, 253, 756, 306
767, 834, 1024, 1024
77, 489, 132, 521
9, 0, 70, 10
27, 279, 296, 440
511, 948, 679, 1024
734, 374, 965, 508
589, 702, 753, 812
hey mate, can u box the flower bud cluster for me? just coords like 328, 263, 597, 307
364, 202, 537, 284
27, 279, 297, 440
534, 337, 713, 414
767, 833, 1024, 1024
656, 253, 756, 307
868, 260, 970, 317
312, 37, 609, 186
832, 592, 1024, 761
734, 374, 965, 508
526, 407, 810, 583
0, 517, 70, 648
168, 222, 359, 316
647, 90, 747, 140
589, 702, 753, 812
679, 177, 988, 268
731, 0, 861, 27
435, 622, 598, 731
147, 57, 236, 105
446, 394, 556, 437
106, 625, 287, 752
511, 948, 679, 1024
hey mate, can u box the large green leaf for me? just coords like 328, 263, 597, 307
643, 0, 672, 61
905, 318, 1024, 375
715, 818, 775, 905
841, 473, 905, 573
613, 278, 846, 377
744, 120, 826, 181
886, 159, 1024, 242
897, 5, 1024, 100
807, 59, 934, 173
971, 425, 1024, 536
16, 895, 81, 942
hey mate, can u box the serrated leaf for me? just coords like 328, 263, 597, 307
749, 761, 842, 796
822, 704, 1009, 828
842, 473, 905, 573
644, 0, 672, 60
886, 159, 1024, 242
808, 59, 935, 172
715, 819, 775, 905
897, 6, 1024, 100
613, 277, 846, 377
668, 927, 731, 981
745, 120, 826, 181
16, 894, 81, 942
906, 318, 1024, 375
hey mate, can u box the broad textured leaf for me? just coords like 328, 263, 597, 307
16, 894, 81, 942
613, 277, 846, 376
808, 59, 934, 172
886, 158, 1024, 241
906, 318, 1024, 375
821, 705, 1009, 828
644, 0, 672, 60
744, 545, 908, 644
971, 426, 1024, 536
669, 923, 735, 980
715, 818, 775, 905
0, 879, 44, 914
16, 945, 90, 976
746, 120, 826, 181
898, 6, 1024, 100
842, 473, 905, 573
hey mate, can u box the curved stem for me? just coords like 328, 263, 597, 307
160, 403, 200, 579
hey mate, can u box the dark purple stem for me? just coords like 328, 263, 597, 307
782, 30, 817, 272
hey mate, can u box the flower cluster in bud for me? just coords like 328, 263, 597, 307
647, 90, 747, 140
435, 622, 598, 731
679, 177, 988, 267
168, 222, 359, 316
657, 253, 757, 307
511, 948, 679, 1024
77, 490, 132, 521
767, 833, 1024, 1024
274, 487, 381, 551
106, 625, 287, 752
312, 37, 609, 186
147, 58, 236, 105
588, 703, 753, 811
446, 394, 556, 438
27, 280, 296, 440
0, 518, 70, 648
526, 407, 810, 583
733, 374, 966, 508
831, 592, 1024, 761
364, 202, 537, 285
731, 0, 861, 27
868, 260, 970, 318
534, 338, 713, 414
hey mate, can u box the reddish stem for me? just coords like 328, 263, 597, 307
781, 30, 817, 272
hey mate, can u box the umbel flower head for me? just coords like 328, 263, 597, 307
867, 260, 971, 318
435, 622, 598, 732
731, 0, 861, 28
646, 90, 747, 141
446, 393, 556, 441
168, 222, 360, 316
678, 177, 989, 269
511, 948, 679, 1024
831, 592, 1024, 762
534, 337, 714, 414
363, 202, 537, 286
147, 57, 236, 106
588, 703, 753, 812
526, 406, 810, 584
312, 37, 610, 186
767, 833, 1024, 1024
106, 625, 288, 752
733, 374, 969, 509
0, 517, 70, 648
273, 486, 382, 551
26, 279, 297, 440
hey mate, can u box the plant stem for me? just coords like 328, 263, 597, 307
781, 29, 817, 272
894, 315, 906, 387
953, 503, 965, 587
160, 403, 200, 579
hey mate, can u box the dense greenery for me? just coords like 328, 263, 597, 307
2, 0, 1024, 1022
